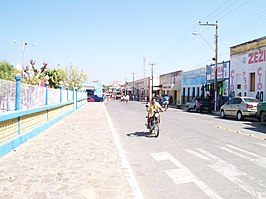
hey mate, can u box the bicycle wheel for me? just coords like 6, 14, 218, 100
154, 123, 160, 137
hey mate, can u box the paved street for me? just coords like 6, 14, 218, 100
0, 103, 136, 199
106, 100, 266, 199
1, 100, 266, 199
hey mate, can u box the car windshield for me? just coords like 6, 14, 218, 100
243, 98, 259, 103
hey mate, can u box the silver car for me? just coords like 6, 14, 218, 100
186, 97, 201, 112
220, 97, 259, 120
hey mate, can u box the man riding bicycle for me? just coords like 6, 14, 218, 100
146, 97, 164, 129
163, 95, 169, 111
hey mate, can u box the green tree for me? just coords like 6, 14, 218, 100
41, 65, 87, 89
64, 65, 88, 89
41, 68, 67, 89
0, 61, 16, 81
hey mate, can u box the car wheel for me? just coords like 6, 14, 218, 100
187, 106, 190, 112
220, 110, 226, 118
260, 111, 266, 125
237, 111, 243, 121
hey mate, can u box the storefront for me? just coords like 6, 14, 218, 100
230, 36, 266, 101
205, 61, 230, 108
132, 77, 150, 101
182, 67, 206, 104
159, 70, 182, 106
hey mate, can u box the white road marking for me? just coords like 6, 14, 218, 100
218, 145, 266, 169
227, 145, 260, 157
151, 152, 223, 199
256, 143, 266, 148
103, 104, 143, 199
186, 148, 266, 199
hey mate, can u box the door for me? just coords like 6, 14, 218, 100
224, 98, 235, 116
231, 98, 242, 116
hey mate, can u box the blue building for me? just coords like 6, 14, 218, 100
182, 66, 206, 104
82, 81, 103, 101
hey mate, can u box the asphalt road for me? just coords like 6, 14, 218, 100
105, 100, 266, 199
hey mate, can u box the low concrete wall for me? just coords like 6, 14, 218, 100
0, 99, 87, 157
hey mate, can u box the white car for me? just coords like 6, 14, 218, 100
220, 97, 259, 120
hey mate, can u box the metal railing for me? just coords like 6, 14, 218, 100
0, 75, 86, 112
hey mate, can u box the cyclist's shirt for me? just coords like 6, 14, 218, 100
147, 102, 162, 117
163, 96, 169, 102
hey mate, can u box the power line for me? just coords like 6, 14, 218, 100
200, 0, 232, 22
208, 0, 241, 21
218, 0, 251, 21
153, 0, 249, 65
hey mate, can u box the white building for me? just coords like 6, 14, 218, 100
230, 36, 266, 101
130, 76, 159, 101
159, 70, 182, 106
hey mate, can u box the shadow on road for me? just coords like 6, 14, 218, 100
126, 131, 157, 138
242, 121, 266, 135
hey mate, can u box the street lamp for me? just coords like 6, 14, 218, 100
192, 32, 215, 52
197, 21, 219, 112
13, 40, 36, 69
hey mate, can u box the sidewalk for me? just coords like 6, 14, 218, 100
0, 103, 134, 199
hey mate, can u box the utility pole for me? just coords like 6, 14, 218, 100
149, 63, 156, 98
143, 56, 146, 77
124, 78, 127, 95
199, 21, 218, 111
131, 72, 136, 100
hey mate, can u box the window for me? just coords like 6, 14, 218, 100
227, 99, 235, 105
235, 98, 242, 104
250, 73, 255, 92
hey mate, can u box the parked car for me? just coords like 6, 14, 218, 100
257, 101, 266, 125
199, 97, 214, 113
220, 97, 259, 120
87, 97, 95, 102
186, 97, 201, 112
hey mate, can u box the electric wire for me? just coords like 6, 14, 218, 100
153, 0, 246, 65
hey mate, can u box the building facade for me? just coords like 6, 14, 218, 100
159, 70, 182, 106
182, 67, 206, 104
206, 61, 230, 107
133, 77, 150, 101
230, 36, 266, 101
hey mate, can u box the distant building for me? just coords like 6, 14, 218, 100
83, 81, 103, 98
128, 76, 160, 101
159, 70, 182, 106
133, 77, 151, 101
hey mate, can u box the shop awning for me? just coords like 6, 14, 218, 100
172, 84, 181, 90
206, 78, 227, 83
162, 84, 174, 90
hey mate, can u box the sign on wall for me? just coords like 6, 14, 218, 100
206, 61, 230, 81
230, 46, 266, 100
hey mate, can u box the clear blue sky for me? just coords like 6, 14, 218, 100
1, 0, 266, 84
